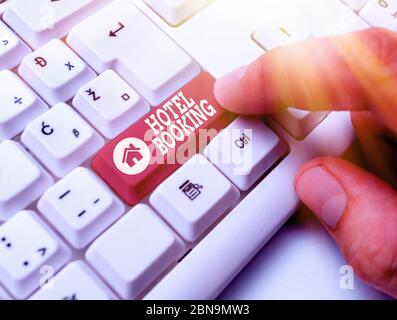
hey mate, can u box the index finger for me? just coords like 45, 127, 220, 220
214, 28, 397, 130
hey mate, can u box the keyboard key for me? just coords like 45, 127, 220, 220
72, 70, 150, 139
0, 70, 47, 141
150, 154, 239, 242
38, 167, 125, 249
359, 0, 397, 31
0, 20, 30, 70
92, 72, 234, 206
30, 261, 114, 300
253, 7, 312, 50
0, 210, 71, 299
272, 108, 329, 140
67, 0, 200, 105
18, 39, 96, 106
86, 204, 184, 299
144, 0, 211, 26
3, 0, 112, 49
0, 140, 53, 221
21, 103, 104, 178
204, 117, 286, 191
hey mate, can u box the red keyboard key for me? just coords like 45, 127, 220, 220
92, 73, 235, 205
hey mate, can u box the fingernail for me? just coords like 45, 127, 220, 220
296, 166, 347, 229
214, 66, 248, 106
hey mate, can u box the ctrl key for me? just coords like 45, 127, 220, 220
86, 204, 185, 299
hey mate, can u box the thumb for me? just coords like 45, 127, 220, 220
295, 157, 397, 298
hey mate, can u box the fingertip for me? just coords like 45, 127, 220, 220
294, 157, 330, 187
295, 161, 347, 230
295, 157, 397, 297
214, 66, 248, 112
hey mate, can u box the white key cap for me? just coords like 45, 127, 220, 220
342, 0, 370, 11
0, 210, 71, 299
67, 0, 200, 105
144, 0, 211, 26
0, 70, 47, 141
18, 39, 96, 106
21, 103, 104, 178
272, 108, 330, 140
253, 8, 312, 50
204, 117, 286, 191
86, 204, 185, 299
72, 70, 150, 139
150, 154, 239, 242
30, 261, 114, 300
0, 140, 53, 221
3, 0, 112, 49
359, 0, 397, 31
38, 167, 124, 249
0, 20, 30, 70
139, 0, 265, 78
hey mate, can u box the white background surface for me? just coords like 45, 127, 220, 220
220, 212, 391, 300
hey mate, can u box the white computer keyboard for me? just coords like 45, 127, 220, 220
0, 0, 392, 300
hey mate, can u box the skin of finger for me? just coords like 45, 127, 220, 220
215, 31, 371, 114
216, 28, 397, 135
216, 38, 365, 114
351, 111, 397, 187
295, 157, 397, 298
337, 29, 397, 135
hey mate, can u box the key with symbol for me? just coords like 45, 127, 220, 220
67, 0, 200, 105
0, 20, 30, 70
204, 117, 287, 191
3, 0, 113, 49
0, 70, 48, 141
38, 167, 125, 249
18, 39, 96, 106
150, 154, 240, 242
91, 72, 235, 206
0, 210, 71, 299
21, 103, 104, 178
253, 4, 312, 51
359, 0, 397, 31
73, 70, 150, 139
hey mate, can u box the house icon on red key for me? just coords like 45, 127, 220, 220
122, 143, 144, 168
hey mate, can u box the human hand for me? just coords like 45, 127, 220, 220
214, 28, 397, 298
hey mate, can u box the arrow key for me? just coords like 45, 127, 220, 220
67, 0, 199, 105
